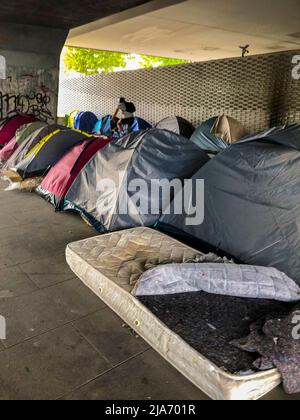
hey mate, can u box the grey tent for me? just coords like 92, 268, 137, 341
159, 124, 300, 285
15, 129, 90, 179
65, 128, 209, 232
190, 115, 248, 153
156, 117, 195, 139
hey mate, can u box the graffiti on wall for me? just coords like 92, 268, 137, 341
0, 91, 53, 122
0, 63, 56, 122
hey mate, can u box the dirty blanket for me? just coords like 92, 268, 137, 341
232, 304, 300, 394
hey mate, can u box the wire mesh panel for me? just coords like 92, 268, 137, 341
59, 50, 300, 132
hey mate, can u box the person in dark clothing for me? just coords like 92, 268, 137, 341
113, 97, 136, 133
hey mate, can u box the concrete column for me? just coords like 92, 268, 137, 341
0, 23, 68, 123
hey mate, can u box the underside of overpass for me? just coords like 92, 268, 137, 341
67, 0, 300, 61
0, 0, 155, 28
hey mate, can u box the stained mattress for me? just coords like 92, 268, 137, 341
66, 227, 282, 400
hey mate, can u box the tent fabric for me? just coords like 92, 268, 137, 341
159, 124, 300, 285
0, 115, 37, 147
99, 115, 113, 135
15, 129, 90, 179
2, 124, 63, 172
0, 138, 18, 162
65, 128, 209, 233
156, 117, 195, 139
15, 121, 47, 145
92, 119, 103, 134
190, 115, 248, 153
37, 136, 111, 209
134, 263, 300, 302
130, 117, 152, 132
74, 111, 98, 133
95, 115, 151, 136
0, 122, 48, 163
67, 110, 80, 129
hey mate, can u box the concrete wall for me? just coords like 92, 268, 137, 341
0, 23, 67, 122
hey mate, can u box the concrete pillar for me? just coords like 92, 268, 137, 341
0, 23, 68, 123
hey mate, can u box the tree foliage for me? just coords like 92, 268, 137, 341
138, 55, 189, 69
64, 47, 190, 75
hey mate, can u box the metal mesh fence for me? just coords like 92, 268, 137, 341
58, 50, 300, 132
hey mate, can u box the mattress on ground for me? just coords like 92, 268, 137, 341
66, 227, 281, 400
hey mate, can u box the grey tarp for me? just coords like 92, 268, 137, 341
65, 128, 209, 232
159, 124, 300, 285
134, 263, 300, 302
155, 117, 195, 139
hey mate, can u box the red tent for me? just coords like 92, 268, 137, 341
37, 136, 110, 209
0, 115, 37, 147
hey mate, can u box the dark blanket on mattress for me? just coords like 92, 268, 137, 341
138, 292, 292, 374
232, 304, 300, 394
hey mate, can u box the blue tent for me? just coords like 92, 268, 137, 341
74, 112, 98, 133
131, 117, 152, 132
93, 115, 152, 137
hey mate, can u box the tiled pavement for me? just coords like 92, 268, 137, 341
0, 179, 298, 400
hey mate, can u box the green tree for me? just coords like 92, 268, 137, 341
138, 55, 190, 68
64, 47, 190, 75
64, 47, 128, 75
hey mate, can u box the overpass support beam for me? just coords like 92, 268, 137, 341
0, 23, 68, 122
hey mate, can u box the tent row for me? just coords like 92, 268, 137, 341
1, 112, 300, 398
2, 114, 300, 288
65, 110, 246, 151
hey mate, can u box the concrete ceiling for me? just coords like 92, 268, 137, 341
67, 0, 300, 61
0, 0, 153, 29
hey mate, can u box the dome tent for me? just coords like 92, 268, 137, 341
36, 136, 111, 209
159, 124, 300, 285
15, 129, 90, 179
2, 124, 63, 173
64, 128, 209, 233
156, 117, 195, 139
0, 122, 47, 163
74, 111, 98, 133
191, 115, 248, 153
0, 114, 37, 148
